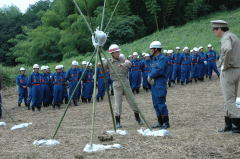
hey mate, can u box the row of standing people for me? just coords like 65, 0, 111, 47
16, 61, 113, 112
127, 44, 220, 94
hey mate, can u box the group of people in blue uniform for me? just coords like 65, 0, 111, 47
16, 60, 113, 112
127, 44, 220, 93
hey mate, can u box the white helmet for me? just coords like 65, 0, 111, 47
167, 50, 173, 54
72, 60, 78, 66
183, 47, 189, 51
163, 50, 168, 54
55, 65, 61, 70
145, 53, 150, 57
208, 44, 212, 48
20, 67, 26, 71
33, 64, 39, 69
45, 66, 50, 70
82, 61, 87, 65
133, 52, 138, 56
101, 58, 105, 61
108, 44, 121, 53
193, 47, 199, 52
176, 46, 180, 50
41, 66, 47, 71
149, 41, 162, 49
59, 65, 64, 68
199, 46, 203, 50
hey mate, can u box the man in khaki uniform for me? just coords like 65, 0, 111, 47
211, 20, 240, 133
108, 44, 143, 128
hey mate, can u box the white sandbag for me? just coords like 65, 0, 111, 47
11, 122, 32, 130
236, 98, 240, 108
0, 122, 7, 127
83, 144, 122, 153
33, 139, 60, 146
137, 128, 170, 137
106, 130, 128, 135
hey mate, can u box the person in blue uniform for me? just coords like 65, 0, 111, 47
46, 66, 53, 106
28, 64, 42, 111
180, 47, 192, 85
142, 53, 151, 92
166, 50, 174, 87
66, 61, 81, 106
51, 65, 64, 109
82, 63, 94, 103
59, 65, 68, 104
206, 44, 220, 79
172, 47, 182, 84
41, 66, 51, 107
16, 67, 28, 107
198, 47, 207, 81
191, 47, 200, 83
148, 41, 170, 129
96, 63, 106, 102
130, 52, 142, 94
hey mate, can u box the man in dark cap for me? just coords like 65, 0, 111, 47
211, 20, 240, 133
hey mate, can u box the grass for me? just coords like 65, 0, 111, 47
1, 8, 240, 86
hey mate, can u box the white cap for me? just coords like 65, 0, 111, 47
163, 50, 168, 54
82, 61, 87, 65
33, 64, 39, 69
108, 44, 121, 53
133, 52, 138, 56
20, 67, 26, 71
167, 50, 173, 54
145, 53, 150, 57
72, 60, 79, 66
176, 46, 180, 50
208, 44, 212, 48
149, 41, 162, 49
199, 46, 203, 49
55, 65, 61, 70
183, 47, 189, 51
193, 47, 199, 52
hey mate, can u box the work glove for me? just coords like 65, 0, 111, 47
147, 76, 154, 85
204, 61, 207, 64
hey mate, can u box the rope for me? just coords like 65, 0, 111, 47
104, 0, 121, 32
90, 47, 99, 146
52, 49, 96, 139
72, 0, 93, 34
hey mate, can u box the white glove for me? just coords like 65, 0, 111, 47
221, 64, 224, 71
204, 61, 207, 64
147, 76, 154, 85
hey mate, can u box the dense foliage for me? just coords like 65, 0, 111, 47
1, 0, 240, 66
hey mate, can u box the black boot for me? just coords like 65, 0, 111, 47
18, 103, 21, 107
111, 89, 114, 96
37, 106, 41, 111
134, 112, 143, 125
32, 106, 35, 112
53, 104, 56, 109
73, 100, 78, 106
231, 118, 240, 133
136, 88, 140, 94
177, 79, 180, 84
0, 111, 2, 119
88, 98, 91, 103
218, 116, 232, 132
181, 81, 184, 85
101, 97, 103, 101
115, 116, 122, 129
152, 116, 163, 129
161, 116, 170, 129
27, 104, 30, 110
168, 81, 171, 87
195, 78, 198, 83
97, 98, 100, 102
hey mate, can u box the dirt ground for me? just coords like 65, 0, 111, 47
1, 75, 240, 159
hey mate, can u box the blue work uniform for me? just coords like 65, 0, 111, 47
16, 74, 28, 105
172, 53, 182, 83
191, 53, 199, 80
130, 59, 142, 91
198, 51, 207, 80
82, 68, 94, 101
96, 67, 105, 100
61, 71, 68, 103
28, 72, 43, 109
149, 54, 169, 117
66, 68, 82, 101
47, 72, 53, 105
166, 56, 173, 85
142, 59, 151, 90
52, 72, 64, 106
206, 50, 220, 78
180, 53, 192, 84
41, 73, 51, 106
